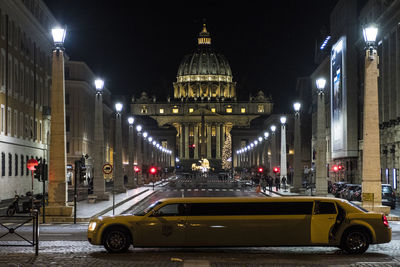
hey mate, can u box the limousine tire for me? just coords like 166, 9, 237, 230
341, 228, 370, 254
103, 226, 131, 253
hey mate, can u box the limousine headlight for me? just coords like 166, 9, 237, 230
88, 221, 97, 231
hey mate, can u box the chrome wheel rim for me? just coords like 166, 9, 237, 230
106, 231, 127, 251
346, 232, 366, 252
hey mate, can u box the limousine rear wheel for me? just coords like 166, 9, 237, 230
103, 226, 131, 253
342, 229, 369, 254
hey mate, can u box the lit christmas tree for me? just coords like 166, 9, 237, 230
222, 132, 232, 170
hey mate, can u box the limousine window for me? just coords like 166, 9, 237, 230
188, 202, 313, 216
153, 204, 186, 216
314, 201, 337, 214
135, 201, 162, 216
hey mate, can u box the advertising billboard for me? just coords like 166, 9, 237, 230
330, 36, 347, 159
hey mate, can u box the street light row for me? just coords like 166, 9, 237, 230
94, 78, 172, 155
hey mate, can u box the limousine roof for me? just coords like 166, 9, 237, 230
158, 197, 346, 204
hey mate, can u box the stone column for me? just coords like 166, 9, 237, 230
315, 91, 327, 196
216, 123, 221, 159
194, 124, 199, 159
93, 92, 109, 199
207, 124, 212, 159
47, 49, 73, 216
270, 131, 277, 175
126, 124, 136, 189
114, 112, 125, 193
184, 124, 189, 159
136, 131, 143, 185
292, 111, 302, 192
280, 122, 287, 184
362, 48, 389, 213
179, 124, 183, 160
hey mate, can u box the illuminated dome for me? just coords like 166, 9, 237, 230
174, 24, 236, 99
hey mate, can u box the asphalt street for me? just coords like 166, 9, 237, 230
1, 178, 400, 266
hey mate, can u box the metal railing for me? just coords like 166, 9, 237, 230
0, 211, 39, 255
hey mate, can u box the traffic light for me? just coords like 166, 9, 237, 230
79, 163, 87, 182
258, 167, 264, 173
332, 165, 339, 172
273, 167, 280, 174
149, 166, 157, 175
134, 166, 140, 173
34, 163, 42, 180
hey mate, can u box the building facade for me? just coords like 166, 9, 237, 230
0, 0, 56, 201
131, 25, 273, 171
64, 61, 114, 187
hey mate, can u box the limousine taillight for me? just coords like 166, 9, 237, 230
382, 215, 389, 227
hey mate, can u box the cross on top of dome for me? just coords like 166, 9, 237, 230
198, 24, 211, 45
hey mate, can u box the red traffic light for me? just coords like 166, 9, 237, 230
332, 165, 339, 172
258, 167, 264, 173
134, 166, 140, 173
273, 167, 280, 173
149, 166, 157, 174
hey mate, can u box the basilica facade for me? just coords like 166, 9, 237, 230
131, 25, 273, 170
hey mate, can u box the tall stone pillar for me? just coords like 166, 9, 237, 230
126, 123, 136, 189
270, 129, 277, 175
362, 48, 389, 213
207, 124, 212, 159
93, 91, 109, 199
315, 91, 327, 196
184, 124, 189, 159
136, 130, 143, 185
280, 121, 287, 183
47, 49, 73, 216
292, 110, 302, 192
114, 111, 125, 193
194, 124, 199, 159
179, 124, 183, 160
216, 124, 221, 159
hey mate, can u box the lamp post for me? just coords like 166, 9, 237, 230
280, 116, 287, 189
270, 125, 277, 176
47, 27, 73, 216
114, 103, 125, 193
92, 79, 109, 200
264, 131, 270, 172
127, 117, 136, 188
361, 24, 388, 213
293, 102, 302, 192
315, 78, 327, 196
136, 125, 143, 185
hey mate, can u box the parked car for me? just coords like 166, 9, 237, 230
332, 182, 348, 197
340, 184, 361, 201
349, 184, 396, 209
382, 184, 396, 209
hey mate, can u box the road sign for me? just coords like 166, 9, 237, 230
102, 163, 113, 175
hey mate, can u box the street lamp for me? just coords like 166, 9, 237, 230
293, 102, 302, 192
280, 116, 287, 189
113, 102, 124, 193
315, 78, 327, 196
136, 125, 142, 132
92, 78, 109, 200
361, 24, 387, 212
127, 116, 136, 188
47, 26, 73, 216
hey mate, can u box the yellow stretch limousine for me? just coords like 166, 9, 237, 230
87, 197, 391, 254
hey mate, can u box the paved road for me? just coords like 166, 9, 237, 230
1, 176, 400, 266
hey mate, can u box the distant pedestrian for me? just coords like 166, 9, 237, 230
275, 176, 280, 191
282, 176, 287, 190
267, 176, 273, 191
260, 178, 267, 192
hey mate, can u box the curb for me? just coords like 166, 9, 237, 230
90, 189, 150, 218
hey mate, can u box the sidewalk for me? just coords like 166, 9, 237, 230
44, 177, 173, 223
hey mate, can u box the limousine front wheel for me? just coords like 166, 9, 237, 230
103, 226, 131, 253
342, 229, 369, 254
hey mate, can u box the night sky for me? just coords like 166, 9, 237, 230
43, 0, 338, 113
